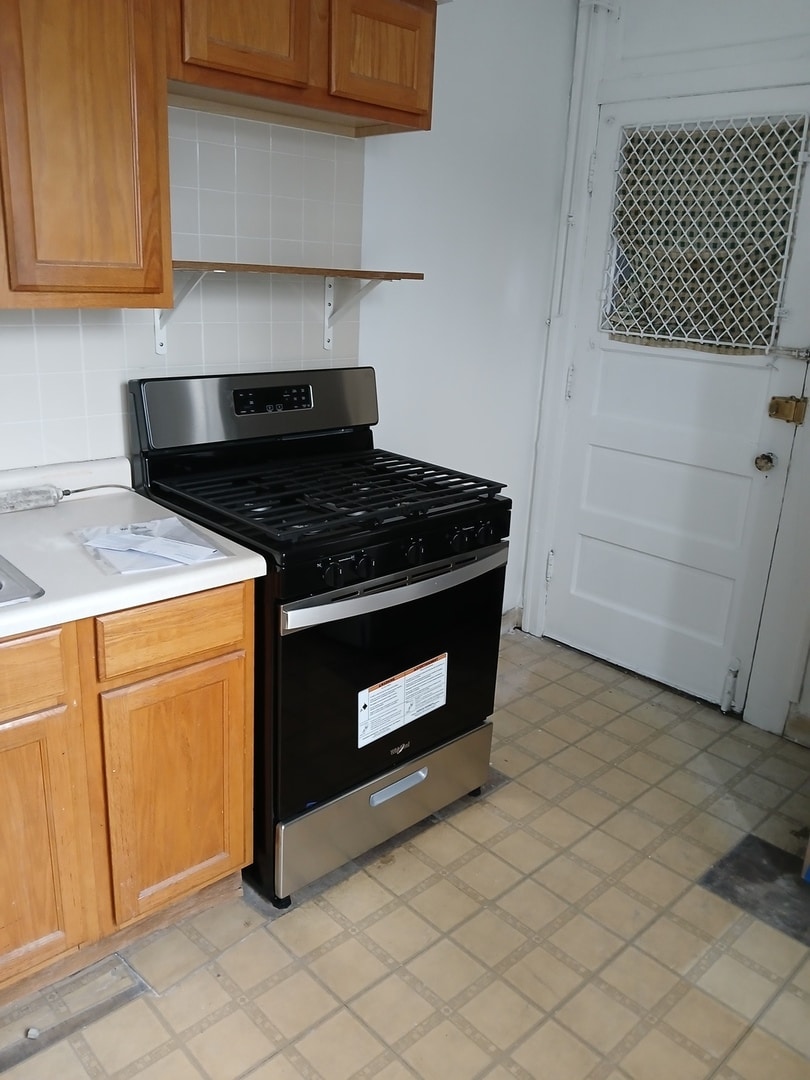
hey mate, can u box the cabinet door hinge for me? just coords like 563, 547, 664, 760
545, 549, 555, 584
565, 365, 575, 400
587, 150, 597, 195
720, 659, 740, 714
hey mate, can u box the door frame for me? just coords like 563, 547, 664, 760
523, 2, 810, 734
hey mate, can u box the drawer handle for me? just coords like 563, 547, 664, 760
369, 767, 428, 807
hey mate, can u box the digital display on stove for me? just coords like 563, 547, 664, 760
233, 384, 313, 416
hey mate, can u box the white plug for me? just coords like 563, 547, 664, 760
0, 485, 63, 513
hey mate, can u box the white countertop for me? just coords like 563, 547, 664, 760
0, 459, 266, 639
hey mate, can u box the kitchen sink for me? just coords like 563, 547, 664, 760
0, 553, 44, 606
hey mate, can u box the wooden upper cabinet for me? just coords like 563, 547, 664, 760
182, 0, 312, 86
167, 0, 437, 133
0, 0, 173, 307
330, 0, 435, 116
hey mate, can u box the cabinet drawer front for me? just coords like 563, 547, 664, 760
0, 628, 65, 722
95, 584, 246, 681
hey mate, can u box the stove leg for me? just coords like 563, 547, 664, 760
468, 786, 482, 797
273, 894, 292, 910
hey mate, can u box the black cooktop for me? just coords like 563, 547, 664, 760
130, 368, 511, 592
153, 448, 505, 546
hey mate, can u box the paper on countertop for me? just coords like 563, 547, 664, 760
76, 517, 226, 574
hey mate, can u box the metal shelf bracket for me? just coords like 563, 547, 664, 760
153, 270, 210, 354
323, 276, 384, 350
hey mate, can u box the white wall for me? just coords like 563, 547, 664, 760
0, 5, 580, 624
0, 109, 364, 470
359, 0, 577, 616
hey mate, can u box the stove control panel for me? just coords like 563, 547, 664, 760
233, 384, 313, 416
319, 551, 376, 588
287, 501, 510, 596
449, 521, 496, 552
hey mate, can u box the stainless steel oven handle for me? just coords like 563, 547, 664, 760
280, 544, 508, 635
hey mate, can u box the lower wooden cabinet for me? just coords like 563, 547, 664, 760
101, 654, 248, 924
0, 624, 95, 986
0, 581, 254, 993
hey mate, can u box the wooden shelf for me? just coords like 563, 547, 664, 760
172, 260, 423, 281
154, 261, 424, 354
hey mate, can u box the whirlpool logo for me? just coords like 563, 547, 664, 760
390, 741, 410, 756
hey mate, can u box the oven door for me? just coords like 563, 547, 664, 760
275, 544, 507, 820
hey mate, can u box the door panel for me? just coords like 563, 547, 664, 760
544, 89, 810, 711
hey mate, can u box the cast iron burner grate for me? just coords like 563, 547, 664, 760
154, 449, 505, 544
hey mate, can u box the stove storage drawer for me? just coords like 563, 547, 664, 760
93, 583, 247, 681
276, 722, 492, 898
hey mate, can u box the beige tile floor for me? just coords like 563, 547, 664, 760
3, 631, 810, 1080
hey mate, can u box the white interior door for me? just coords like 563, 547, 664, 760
543, 89, 810, 713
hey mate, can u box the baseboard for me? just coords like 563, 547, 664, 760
785, 705, 810, 749
501, 607, 522, 634
0, 872, 243, 1008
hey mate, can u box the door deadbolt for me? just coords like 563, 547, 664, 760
754, 452, 777, 472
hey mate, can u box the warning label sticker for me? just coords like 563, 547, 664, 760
358, 653, 448, 748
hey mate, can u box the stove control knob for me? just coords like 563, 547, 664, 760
475, 521, 496, 547
405, 538, 426, 566
449, 527, 467, 553
322, 560, 344, 588
354, 552, 375, 580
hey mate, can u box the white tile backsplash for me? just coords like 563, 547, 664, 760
0, 107, 364, 470
236, 146, 273, 195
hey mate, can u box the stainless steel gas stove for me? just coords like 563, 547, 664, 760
129, 367, 510, 906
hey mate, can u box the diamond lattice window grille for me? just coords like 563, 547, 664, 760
601, 115, 808, 351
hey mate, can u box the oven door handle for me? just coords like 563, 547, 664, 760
280, 544, 508, 635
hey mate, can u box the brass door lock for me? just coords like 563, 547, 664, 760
768, 396, 807, 425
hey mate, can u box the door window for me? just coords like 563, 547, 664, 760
602, 114, 808, 351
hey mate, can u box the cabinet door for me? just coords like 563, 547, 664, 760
0, 0, 172, 307
0, 627, 92, 986
330, 0, 435, 116
101, 655, 249, 925
181, 0, 312, 86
